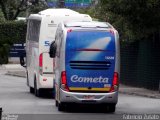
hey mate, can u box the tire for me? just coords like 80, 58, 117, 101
52, 88, 55, 99
34, 79, 41, 97
159, 82, 160, 93
108, 104, 116, 113
58, 102, 65, 111
26, 71, 30, 86
55, 88, 58, 107
30, 87, 34, 93
55, 100, 58, 107
36, 89, 41, 97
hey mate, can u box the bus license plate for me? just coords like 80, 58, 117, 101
83, 95, 95, 100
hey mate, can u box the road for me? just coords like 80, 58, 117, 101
0, 72, 160, 120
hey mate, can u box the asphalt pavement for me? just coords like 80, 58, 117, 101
0, 64, 160, 120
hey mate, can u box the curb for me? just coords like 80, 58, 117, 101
5, 71, 26, 78
119, 90, 160, 99
0, 65, 5, 70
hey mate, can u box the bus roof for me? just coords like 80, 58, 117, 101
28, 10, 92, 22
64, 21, 113, 29
38, 8, 80, 16
28, 8, 82, 20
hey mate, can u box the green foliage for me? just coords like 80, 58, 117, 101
0, 0, 27, 20
0, 9, 5, 22
98, 0, 160, 41
0, 21, 27, 64
0, 0, 48, 20
76, 7, 97, 19
0, 21, 27, 45
29, 1, 48, 14
0, 44, 10, 64
76, 4, 105, 22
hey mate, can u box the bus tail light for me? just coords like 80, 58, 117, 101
110, 72, 119, 92
39, 53, 43, 75
67, 29, 72, 33
61, 71, 69, 92
109, 30, 114, 35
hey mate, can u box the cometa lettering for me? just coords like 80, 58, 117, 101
71, 75, 109, 83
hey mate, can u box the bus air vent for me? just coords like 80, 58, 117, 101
69, 61, 111, 70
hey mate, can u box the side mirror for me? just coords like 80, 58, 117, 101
49, 41, 57, 58
20, 56, 26, 67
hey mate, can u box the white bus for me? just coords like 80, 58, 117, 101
22, 9, 92, 97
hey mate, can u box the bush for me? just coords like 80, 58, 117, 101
0, 21, 27, 64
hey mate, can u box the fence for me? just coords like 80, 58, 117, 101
120, 39, 160, 91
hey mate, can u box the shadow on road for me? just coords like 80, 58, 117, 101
29, 90, 54, 99
61, 104, 116, 114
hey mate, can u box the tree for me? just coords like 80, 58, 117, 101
29, 0, 48, 14
98, 0, 160, 41
0, 0, 48, 20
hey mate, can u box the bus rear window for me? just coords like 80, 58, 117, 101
66, 31, 115, 51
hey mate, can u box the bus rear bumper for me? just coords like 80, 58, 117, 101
59, 89, 118, 104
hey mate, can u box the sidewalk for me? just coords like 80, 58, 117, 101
119, 84, 160, 99
1, 64, 26, 78
1, 64, 160, 99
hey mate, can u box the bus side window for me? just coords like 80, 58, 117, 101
27, 20, 41, 42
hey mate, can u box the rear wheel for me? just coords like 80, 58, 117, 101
55, 100, 58, 107
108, 104, 116, 113
54, 83, 58, 106
34, 79, 41, 97
55, 89, 58, 107
52, 88, 55, 99
30, 87, 34, 93
58, 102, 66, 111
159, 82, 160, 93
26, 72, 29, 86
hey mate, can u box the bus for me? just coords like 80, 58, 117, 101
50, 21, 120, 112
22, 9, 92, 97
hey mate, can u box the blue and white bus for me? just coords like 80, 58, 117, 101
50, 21, 120, 112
